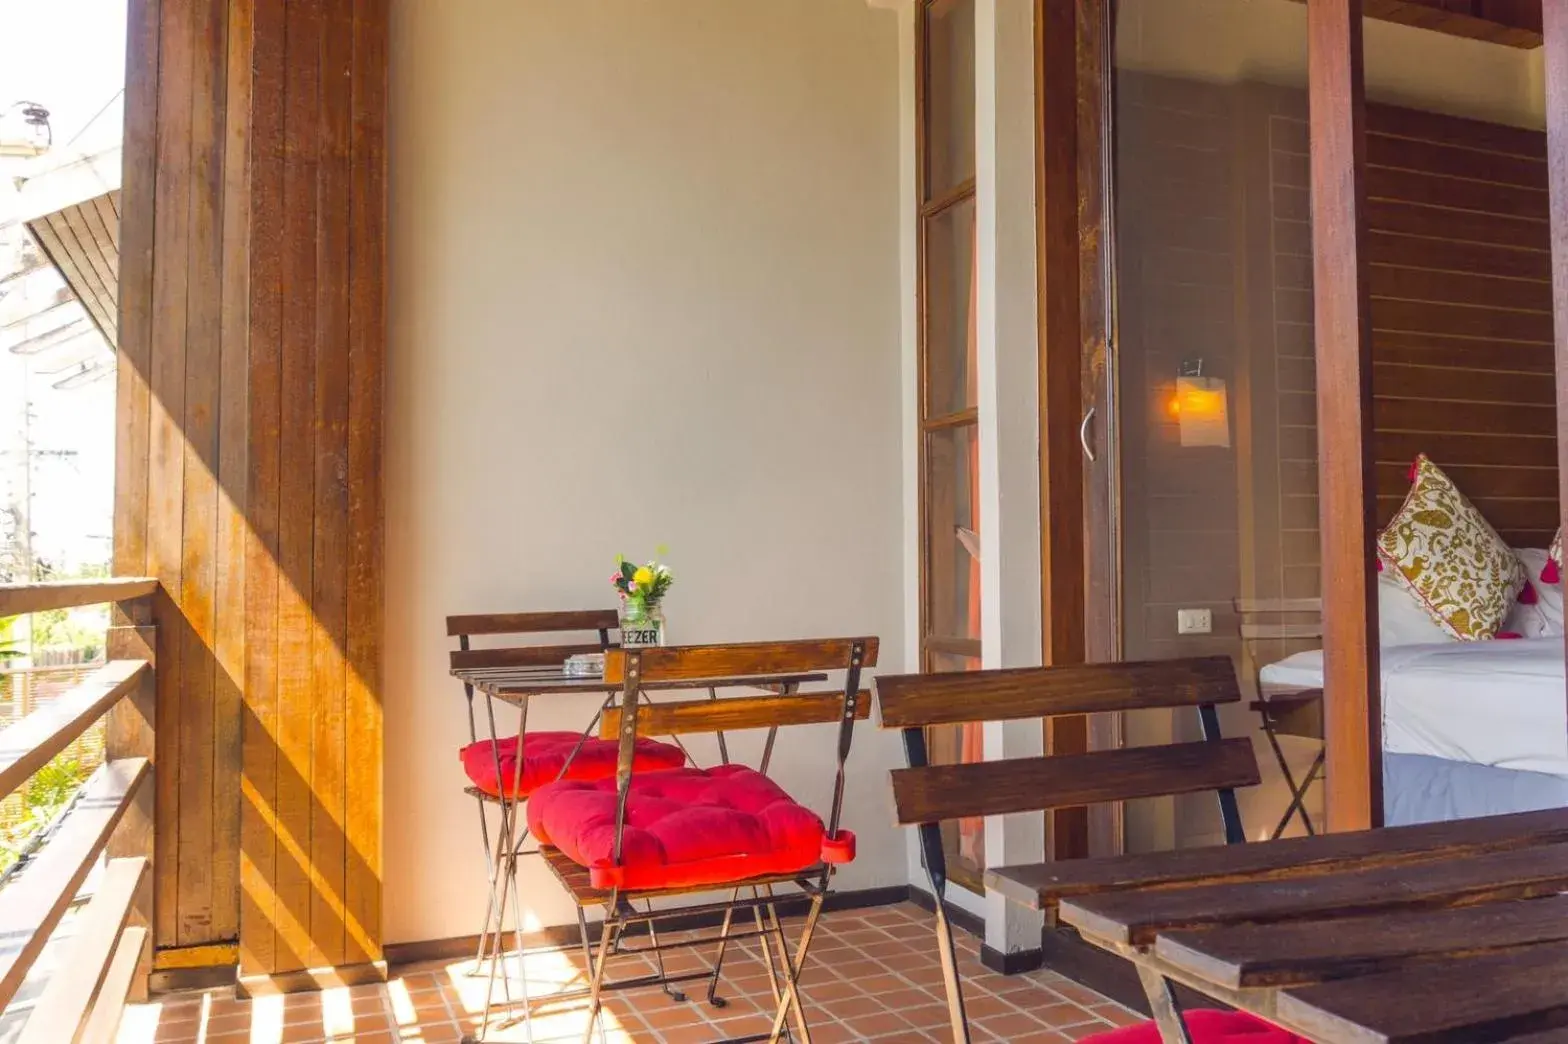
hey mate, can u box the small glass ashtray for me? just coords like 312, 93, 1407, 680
564, 653, 605, 678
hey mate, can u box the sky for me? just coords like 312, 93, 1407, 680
0, 0, 126, 580
0, 0, 128, 155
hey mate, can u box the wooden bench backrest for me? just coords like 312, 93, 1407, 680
445, 609, 619, 671
875, 656, 1257, 844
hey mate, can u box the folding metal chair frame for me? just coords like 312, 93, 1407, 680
554, 639, 871, 1044
454, 623, 620, 1044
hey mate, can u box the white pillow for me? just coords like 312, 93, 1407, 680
1514, 548, 1565, 638
1378, 572, 1457, 646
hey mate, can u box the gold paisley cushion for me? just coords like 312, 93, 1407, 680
1376, 455, 1525, 641
1547, 528, 1563, 584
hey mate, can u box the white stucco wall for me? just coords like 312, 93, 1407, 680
384, 0, 905, 945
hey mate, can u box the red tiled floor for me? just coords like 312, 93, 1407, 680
116, 903, 1140, 1043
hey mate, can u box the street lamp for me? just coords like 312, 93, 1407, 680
0, 102, 51, 159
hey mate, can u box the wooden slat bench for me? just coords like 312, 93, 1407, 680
983, 808, 1568, 1043
874, 655, 1260, 1044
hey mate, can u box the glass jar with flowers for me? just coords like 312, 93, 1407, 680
612, 554, 673, 648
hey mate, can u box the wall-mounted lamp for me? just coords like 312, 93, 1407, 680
1169, 359, 1230, 448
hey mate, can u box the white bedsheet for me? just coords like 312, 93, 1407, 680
1261, 639, 1568, 778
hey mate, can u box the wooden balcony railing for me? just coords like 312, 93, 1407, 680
0, 578, 157, 1043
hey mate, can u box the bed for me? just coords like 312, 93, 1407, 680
1259, 549, 1568, 825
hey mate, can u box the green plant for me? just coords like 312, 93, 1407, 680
612, 553, 674, 610
0, 616, 21, 664
0, 756, 91, 875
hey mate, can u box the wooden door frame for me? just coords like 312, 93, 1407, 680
1037, 0, 1119, 862
1308, 0, 1381, 832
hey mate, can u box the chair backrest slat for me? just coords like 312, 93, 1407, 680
451, 643, 607, 671
447, 609, 619, 637
600, 689, 872, 739
604, 637, 879, 685
875, 655, 1239, 729
888, 738, 1260, 826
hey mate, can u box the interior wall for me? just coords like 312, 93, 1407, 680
385, 0, 905, 945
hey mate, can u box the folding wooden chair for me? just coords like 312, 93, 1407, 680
874, 656, 1261, 1044
527, 637, 878, 1044
447, 610, 685, 1037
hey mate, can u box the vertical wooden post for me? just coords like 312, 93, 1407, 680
1036, 0, 1088, 861
1546, 0, 1568, 706
106, 595, 156, 1001
1308, 0, 1381, 831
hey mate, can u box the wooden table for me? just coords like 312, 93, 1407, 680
451, 664, 829, 705
987, 808, 1568, 1044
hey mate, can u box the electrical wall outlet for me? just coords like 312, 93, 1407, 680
1177, 608, 1213, 636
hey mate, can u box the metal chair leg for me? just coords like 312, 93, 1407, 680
931, 898, 970, 1044
577, 908, 609, 1044
759, 891, 811, 1044
764, 892, 825, 1044
505, 821, 535, 1044
645, 908, 686, 1002
580, 914, 618, 1044
1137, 966, 1194, 1044
704, 888, 742, 1007
471, 795, 501, 974
1273, 749, 1323, 840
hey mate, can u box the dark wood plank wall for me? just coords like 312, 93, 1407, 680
1253, 91, 1555, 572
114, 0, 388, 978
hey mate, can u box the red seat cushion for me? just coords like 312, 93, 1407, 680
1082, 1012, 1311, 1044
527, 764, 854, 890
459, 732, 684, 800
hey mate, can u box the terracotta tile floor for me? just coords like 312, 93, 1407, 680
117, 903, 1142, 1044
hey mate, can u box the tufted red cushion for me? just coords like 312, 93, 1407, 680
1082, 1012, 1311, 1044
459, 732, 684, 800
527, 764, 853, 890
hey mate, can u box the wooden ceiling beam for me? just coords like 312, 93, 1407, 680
1289, 0, 1542, 49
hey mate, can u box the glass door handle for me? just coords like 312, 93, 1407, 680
1079, 407, 1097, 462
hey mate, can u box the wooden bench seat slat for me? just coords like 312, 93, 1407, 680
987, 806, 1568, 910
0, 660, 149, 802
446, 610, 619, 637
890, 739, 1259, 826
1155, 893, 1568, 989
16, 856, 148, 1044
875, 655, 1238, 728
601, 690, 870, 739
0, 758, 148, 1011
1060, 839, 1568, 946
1276, 941, 1568, 1044
78, 925, 147, 1044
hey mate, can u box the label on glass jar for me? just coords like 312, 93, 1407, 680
622, 625, 661, 648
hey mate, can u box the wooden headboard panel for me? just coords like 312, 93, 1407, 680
1254, 90, 1555, 556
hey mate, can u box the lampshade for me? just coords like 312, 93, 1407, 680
1174, 374, 1230, 448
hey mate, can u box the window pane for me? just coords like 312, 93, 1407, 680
926, 653, 984, 875
925, 424, 980, 643
923, 195, 977, 417
924, 0, 975, 200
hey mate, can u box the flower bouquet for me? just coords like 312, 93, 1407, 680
613, 553, 673, 647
